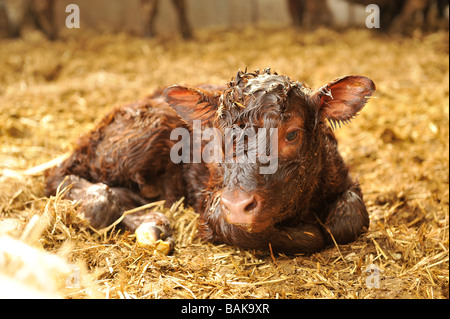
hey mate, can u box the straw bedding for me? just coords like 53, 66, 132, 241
0, 27, 448, 299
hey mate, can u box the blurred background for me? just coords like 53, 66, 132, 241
0, 0, 449, 38
0, 0, 448, 299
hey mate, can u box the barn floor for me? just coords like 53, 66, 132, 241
0, 27, 448, 299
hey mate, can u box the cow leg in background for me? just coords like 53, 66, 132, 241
304, 0, 333, 29
424, 0, 449, 30
32, 0, 56, 40
287, 0, 305, 27
141, 0, 159, 37
3, 0, 28, 38
171, 0, 193, 39
390, 0, 428, 33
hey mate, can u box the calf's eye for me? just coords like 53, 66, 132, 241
285, 130, 299, 142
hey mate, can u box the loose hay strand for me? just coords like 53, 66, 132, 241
95, 200, 166, 235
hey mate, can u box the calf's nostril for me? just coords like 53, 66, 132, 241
221, 191, 262, 216
244, 197, 258, 213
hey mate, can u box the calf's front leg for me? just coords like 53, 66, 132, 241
324, 184, 369, 245
46, 174, 174, 252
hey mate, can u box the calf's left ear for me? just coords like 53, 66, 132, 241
312, 75, 376, 125
163, 85, 221, 126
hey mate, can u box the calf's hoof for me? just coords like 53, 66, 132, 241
123, 211, 175, 255
135, 222, 175, 255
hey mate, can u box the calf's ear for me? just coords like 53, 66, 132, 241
163, 85, 221, 126
312, 75, 375, 127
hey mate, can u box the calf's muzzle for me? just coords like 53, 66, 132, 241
220, 189, 270, 233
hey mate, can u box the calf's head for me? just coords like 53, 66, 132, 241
164, 69, 375, 233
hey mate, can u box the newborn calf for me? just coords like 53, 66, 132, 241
45, 68, 375, 254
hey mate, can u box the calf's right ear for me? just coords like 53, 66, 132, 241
163, 85, 221, 127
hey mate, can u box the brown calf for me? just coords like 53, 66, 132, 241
45, 69, 375, 254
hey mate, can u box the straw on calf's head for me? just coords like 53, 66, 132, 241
164, 68, 374, 129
